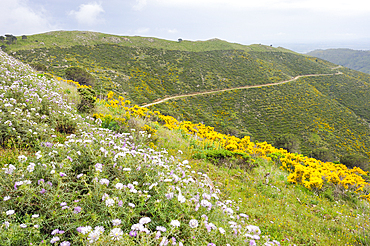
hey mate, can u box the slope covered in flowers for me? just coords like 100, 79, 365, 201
0, 51, 283, 245
93, 91, 370, 245
95, 93, 370, 202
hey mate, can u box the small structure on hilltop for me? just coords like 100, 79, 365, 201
178, 38, 182, 43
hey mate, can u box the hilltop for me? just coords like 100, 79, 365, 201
307, 48, 370, 74
1, 30, 294, 53
3, 30, 370, 160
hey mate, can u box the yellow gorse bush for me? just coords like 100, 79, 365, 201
94, 91, 370, 201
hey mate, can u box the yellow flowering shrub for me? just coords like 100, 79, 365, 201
142, 124, 157, 136
94, 91, 370, 201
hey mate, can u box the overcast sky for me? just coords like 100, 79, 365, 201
1, 0, 370, 52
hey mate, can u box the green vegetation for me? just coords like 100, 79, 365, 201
77, 86, 97, 113
29, 62, 47, 72
65, 66, 95, 86
308, 48, 370, 74
8, 31, 333, 104
311, 148, 334, 163
0, 38, 370, 246
5, 30, 370, 161
151, 75, 370, 159
4, 31, 294, 53
340, 154, 369, 171
273, 134, 300, 153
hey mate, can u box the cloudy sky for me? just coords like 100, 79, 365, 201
1, 0, 370, 52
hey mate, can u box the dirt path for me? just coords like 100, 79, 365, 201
142, 70, 342, 107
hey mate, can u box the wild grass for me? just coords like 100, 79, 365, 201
6, 31, 295, 53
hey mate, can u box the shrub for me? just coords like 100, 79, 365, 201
29, 62, 47, 72
77, 86, 97, 113
65, 66, 95, 86
193, 148, 254, 170
340, 154, 369, 171
311, 148, 334, 162
55, 115, 77, 134
274, 134, 300, 153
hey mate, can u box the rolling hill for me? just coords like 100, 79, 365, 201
3, 30, 370, 160
307, 48, 370, 74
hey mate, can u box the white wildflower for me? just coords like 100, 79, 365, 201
112, 219, 121, 226
18, 155, 27, 163
139, 217, 151, 225
50, 236, 60, 244
100, 178, 110, 186
128, 203, 135, 208
110, 228, 123, 241
189, 219, 198, 228
115, 183, 124, 189
105, 198, 115, 207
170, 220, 180, 227
6, 210, 15, 215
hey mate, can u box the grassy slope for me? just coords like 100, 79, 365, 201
5, 31, 370, 159
10, 43, 333, 104
150, 73, 370, 158
7, 30, 294, 53
307, 49, 370, 74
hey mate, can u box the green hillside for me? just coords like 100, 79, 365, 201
2, 30, 295, 53
151, 74, 370, 158
1, 49, 370, 246
9, 43, 333, 104
3, 31, 370, 161
307, 48, 370, 74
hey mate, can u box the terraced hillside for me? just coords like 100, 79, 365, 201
4, 31, 370, 159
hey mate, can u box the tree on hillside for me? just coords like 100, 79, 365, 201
30, 62, 47, 72
311, 148, 334, 162
340, 154, 369, 171
274, 134, 300, 153
65, 66, 95, 86
0, 36, 4, 42
22, 35, 27, 40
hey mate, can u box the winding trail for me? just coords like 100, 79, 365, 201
142, 70, 343, 108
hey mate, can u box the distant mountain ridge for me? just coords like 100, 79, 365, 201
307, 48, 370, 74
